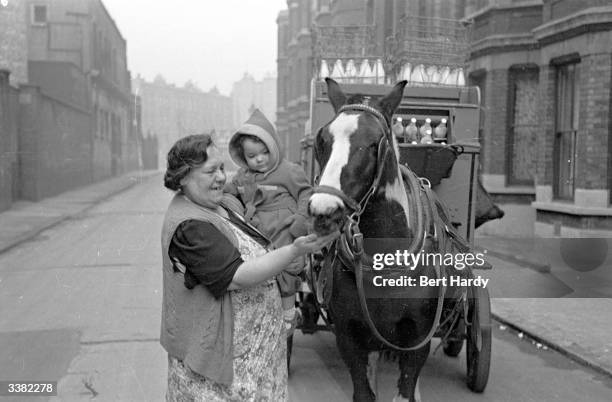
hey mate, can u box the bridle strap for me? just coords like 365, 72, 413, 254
312, 104, 392, 217
313, 185, 361, 213
313, 102, 446, 352
338, 104, 389, 129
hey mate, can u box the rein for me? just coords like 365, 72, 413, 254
313, 103, 446, 352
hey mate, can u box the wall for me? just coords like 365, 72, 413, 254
0, 71, 20, 211
19, 85, 92, 201
0, 0, 28, 86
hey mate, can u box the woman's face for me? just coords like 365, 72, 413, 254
180, 146, 226, 209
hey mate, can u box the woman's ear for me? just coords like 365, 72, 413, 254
179, 174, 189, 191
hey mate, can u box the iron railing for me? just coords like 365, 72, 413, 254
312, 25, 386, 84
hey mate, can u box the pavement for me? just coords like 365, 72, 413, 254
0, 170, 161, 254
0, 172, 611, 383
475, 235, 612, 378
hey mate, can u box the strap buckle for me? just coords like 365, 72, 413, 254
419, 177, 432, 189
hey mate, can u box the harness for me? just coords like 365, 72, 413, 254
312, 103, 457, 352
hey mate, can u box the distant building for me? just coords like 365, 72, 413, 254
230, 72, 276, 131
0, 0, 28, 86
276, 1, 319, 163
133, 75, 233, 168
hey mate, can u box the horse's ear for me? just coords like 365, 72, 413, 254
378, 80, 407, 119
325, 78, 346, 113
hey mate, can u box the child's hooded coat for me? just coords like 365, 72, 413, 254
226, 109, 311, 257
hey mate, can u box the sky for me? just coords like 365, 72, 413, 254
103, 0, 287, 95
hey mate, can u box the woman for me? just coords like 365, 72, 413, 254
160, 134, 336, 401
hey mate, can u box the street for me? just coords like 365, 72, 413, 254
0, 176, 611, 401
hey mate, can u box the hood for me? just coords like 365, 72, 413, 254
229, 109, 283, 174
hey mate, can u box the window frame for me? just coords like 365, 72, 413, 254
552, 56, 580, 201
30, 4, 47, 26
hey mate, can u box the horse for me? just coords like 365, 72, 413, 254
308, 78, 466, 402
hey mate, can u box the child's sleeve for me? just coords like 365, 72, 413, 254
286, 163, 313, 217
284, 163, 313, 237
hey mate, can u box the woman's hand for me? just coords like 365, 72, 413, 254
291, 231, 339, 256
229, 231, 340, 291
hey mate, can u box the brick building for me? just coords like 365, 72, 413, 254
0, 0, 142, 208
133, 75, 233, 169
467, 0, 612, 236
0, 1, 28, 210
230, 72, 277, 131
24, 0, 136, 181
0, 0, 28, 86
277, 0, 612, 236
276, 0, 465, 162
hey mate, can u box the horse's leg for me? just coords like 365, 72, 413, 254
336, 333, 376, 402
394, 343, 430, 402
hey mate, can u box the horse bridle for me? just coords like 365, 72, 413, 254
313, 103, 393, 257
312, 103, 446, 352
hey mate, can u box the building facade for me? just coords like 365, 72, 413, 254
467, 0, 612, 236
230, 72, 277, 131
0, 0, 28, 86
276, 0, 321, 163
24, 0, 136, 180
0, 1, 28, 210
1, 0, 143, 207
133, 75, 233, 168
277, 0, 612, 236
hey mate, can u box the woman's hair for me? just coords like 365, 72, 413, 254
164, 134, 213, 191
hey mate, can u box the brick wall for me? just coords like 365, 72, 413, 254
482, 68, 508, 175
470, 3, 543, 43
542, 0, 610, 23
575, 52, 612, 189
0, 71, 20, 211
19, 86, 93, 201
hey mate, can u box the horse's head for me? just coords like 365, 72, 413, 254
309, 78, 408, 236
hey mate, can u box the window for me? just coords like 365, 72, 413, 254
31, 4, 47, 25
553, 61, 580, 200
507, 66, 538, 186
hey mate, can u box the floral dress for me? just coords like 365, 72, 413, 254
166, 218, 287, 401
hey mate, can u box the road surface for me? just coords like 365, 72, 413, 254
0, 175, 610, 401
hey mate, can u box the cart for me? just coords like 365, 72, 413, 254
288, 17, 492, 393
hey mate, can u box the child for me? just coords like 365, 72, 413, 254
226, 109, 312, 336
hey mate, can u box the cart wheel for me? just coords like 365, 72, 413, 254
443, 319, 465, 357
466, 285, 491, 392
287, 334, 294, 375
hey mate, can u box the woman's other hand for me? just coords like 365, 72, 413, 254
291, 232, 339, 256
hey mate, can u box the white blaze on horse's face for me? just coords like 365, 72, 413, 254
310, 112, 359, 214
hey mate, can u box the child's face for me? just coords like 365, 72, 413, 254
242, 138, 271, 173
